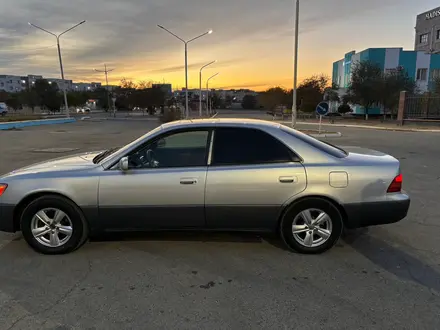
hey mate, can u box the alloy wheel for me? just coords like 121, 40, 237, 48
30, 208, 73, 248
291, 208, 333, 248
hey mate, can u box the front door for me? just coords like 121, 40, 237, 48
98, 129, 211, 231
205, 127, 307, 231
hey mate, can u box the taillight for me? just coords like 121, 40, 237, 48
387, 174, 402, 193
0, 184, 7, 197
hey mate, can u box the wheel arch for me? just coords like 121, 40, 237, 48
277, 195, 348, 229
13, 191, 88, 232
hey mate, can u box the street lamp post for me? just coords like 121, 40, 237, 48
292, 0, 299, 128
28, 21, 86, 118
206, 72, 219, 116
157, 25, 213, 119
199, 60, 216, 117
94, 64, 115, 114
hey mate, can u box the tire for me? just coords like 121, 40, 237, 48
20, 195, 89, 254
279, 197, 343, 254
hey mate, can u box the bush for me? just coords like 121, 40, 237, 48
159, 107, 182, 123
338, 103, 352, 114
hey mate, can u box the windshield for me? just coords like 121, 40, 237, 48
280, 125, 347, 158
95, 125, 164, 164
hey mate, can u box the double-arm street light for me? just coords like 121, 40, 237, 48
157, 25, 213, 118
199, 60, 216, 117
292, 0, 300, 128
28, 21, 86, 117
206, 72, 219, 116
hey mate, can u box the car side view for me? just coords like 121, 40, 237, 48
0, 118, 410, 254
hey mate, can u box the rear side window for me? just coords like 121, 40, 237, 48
211, 127, 294, 165
280, 125, 347, 158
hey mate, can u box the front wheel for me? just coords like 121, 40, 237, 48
280, 198, 343, 254
20, 195, 89, 254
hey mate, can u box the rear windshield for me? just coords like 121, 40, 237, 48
280, 125, 347, 158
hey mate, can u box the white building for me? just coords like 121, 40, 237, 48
0, 74, 102, 93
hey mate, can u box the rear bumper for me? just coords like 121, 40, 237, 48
0, 203, 16, 232
343, 194, 410, 229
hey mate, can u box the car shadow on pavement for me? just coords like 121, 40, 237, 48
343, 229, 440, 294
90, 231, 273, 244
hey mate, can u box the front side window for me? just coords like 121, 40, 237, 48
211, 127, 294, 166
420, 33, 429, 44
128, 130, 210, 169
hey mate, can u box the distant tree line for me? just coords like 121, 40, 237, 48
249, 60, 418, 119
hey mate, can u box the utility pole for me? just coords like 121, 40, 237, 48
94, 64, 115, 114
292, 0, 300, 128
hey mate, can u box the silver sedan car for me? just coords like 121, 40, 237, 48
0, 119, 410, 254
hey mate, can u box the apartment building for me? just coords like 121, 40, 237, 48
415, 6, 440, 54
332, 48, 440, 114
0, 74, 102, 93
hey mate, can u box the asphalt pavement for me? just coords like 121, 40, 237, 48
0, 115, 439, 330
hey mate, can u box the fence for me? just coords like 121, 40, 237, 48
398, 91, 440, 123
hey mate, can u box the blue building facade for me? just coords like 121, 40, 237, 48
332, 48, 440, 115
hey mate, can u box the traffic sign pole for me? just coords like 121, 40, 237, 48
319, 115, 322, 134
315, 102, 329, 134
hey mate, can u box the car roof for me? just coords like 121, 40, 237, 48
161, 118, 282, 130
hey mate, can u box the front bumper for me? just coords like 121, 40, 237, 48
343, 194, 410, 229
0, 203, 16, 232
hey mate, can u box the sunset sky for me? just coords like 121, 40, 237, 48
0, 0, 439, 91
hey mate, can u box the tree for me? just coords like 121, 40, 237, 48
258, 87, 289, 111
225, 95, 234, 108
120, 78, 137, 90
379, 69, 416, 118
5, 93, 22, 111
34, 79, 62, 112
338, 103, 352, 114
21, 89, 40, 112
346, 61, 383, 120
296, 74, 330, 112
241, 94, 258, 109
67, 91, 90, 108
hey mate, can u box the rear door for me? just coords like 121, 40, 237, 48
205, 126, 307, 231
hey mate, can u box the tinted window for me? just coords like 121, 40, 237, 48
129, 130, 210, 169
280, 125, 347, 158
212, 127, 293, 165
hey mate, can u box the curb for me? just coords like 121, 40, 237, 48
309, 132, 342, 138
0, 117, 76, 130
281, 120, 440, 133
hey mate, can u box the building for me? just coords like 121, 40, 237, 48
0, 75, 27, 93
72, 82, 102, 92
332, 48, 440, 114
0, 74, 103, 93
415, 6, 440, 53
46, 78, 73, 91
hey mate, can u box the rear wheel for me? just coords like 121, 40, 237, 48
280, 198, 343, 254
20, 195, 89, 254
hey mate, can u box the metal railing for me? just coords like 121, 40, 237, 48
404, 94, 440, 120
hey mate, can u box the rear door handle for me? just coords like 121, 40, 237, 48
279, 176, 296, 183
180, 178, 197, 185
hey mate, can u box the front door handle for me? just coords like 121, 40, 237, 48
180, 178, 197, 185
279, 176, 296, 183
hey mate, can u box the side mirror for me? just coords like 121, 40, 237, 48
119, 156, 129, 171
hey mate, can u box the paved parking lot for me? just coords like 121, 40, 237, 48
0, 118, 439, 329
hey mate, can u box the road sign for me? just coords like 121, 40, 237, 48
316, 102, 329, 116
